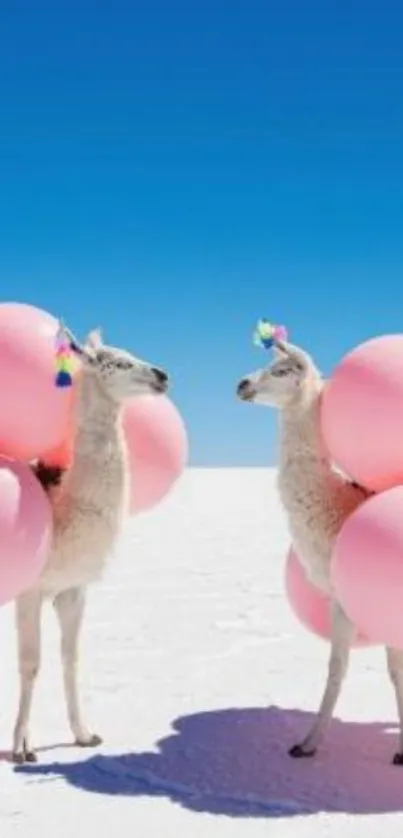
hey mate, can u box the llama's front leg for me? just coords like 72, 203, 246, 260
386, 647, 403, 765
289, 600, 354, 758
12, 592, 43, 763
53, 586, 102, 748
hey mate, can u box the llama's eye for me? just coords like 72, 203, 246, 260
271, 367, 289, 377
116, 359, 133, 370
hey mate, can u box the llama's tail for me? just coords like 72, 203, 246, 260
30, 460, 66, 492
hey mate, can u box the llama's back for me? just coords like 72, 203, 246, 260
329, 470, 373, 531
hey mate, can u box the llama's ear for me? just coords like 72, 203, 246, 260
273, 339, 290, 357
274, 339, 311, 372
57, 321, 87, 357
85, 328, 103, 350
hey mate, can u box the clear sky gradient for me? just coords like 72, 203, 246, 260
1, 1, 403, 464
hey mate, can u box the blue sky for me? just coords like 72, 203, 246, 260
1, 1, 403, 465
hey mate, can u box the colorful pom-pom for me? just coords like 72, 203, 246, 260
253, 319, 288, 350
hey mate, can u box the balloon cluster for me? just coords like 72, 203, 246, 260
0, 302, 188, 608
285, 333, 403, 650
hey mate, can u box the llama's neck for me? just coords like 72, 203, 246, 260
62, 371, 127, 510
278, 378, 330, 484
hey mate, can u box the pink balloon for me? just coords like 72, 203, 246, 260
42, 403, 76, 470
122, 394, 188, 514
0, 457, 52, 606
0, 302, 75, 462
285, 547, 371, 647
332, 486, 403, 648
321, 335, 403, 492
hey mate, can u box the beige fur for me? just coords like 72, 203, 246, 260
12, 325, 169, 763
237, 338, 403, 763
277, 376, 370, 594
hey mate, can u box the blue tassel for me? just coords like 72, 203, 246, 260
55, 370, 73, 388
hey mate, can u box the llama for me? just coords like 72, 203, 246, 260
237, 337, 403, 764
12, 324, 169, 764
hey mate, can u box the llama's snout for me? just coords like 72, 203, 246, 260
151, 366, 169, 393
237, 378, 254, 401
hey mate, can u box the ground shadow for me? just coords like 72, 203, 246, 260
14, 705, 403, 818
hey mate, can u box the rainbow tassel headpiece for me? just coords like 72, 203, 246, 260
253, 319, 288, 350
54, 324, 74, 388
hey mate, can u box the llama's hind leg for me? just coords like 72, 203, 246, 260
289, 601, 354, 758
12, 592, 43, 763
386, 647, 403, 765
53, 586, 102, 748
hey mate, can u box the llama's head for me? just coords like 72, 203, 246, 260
62, 324, 169, 403
236, 339, 321, 409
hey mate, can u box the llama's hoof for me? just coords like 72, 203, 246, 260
12, 736, 37, 764
288, 743, 317, 759
75, 733, 103, 748
392, 752, 403, 765
12, 749, 37, 764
